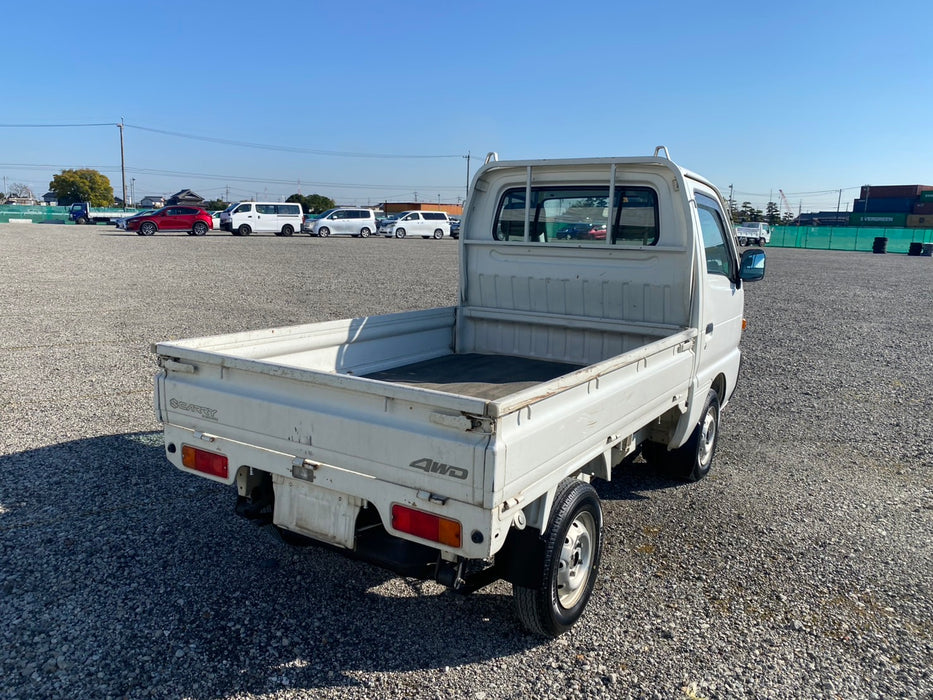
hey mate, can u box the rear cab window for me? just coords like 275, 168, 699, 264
493, 186, 658, 245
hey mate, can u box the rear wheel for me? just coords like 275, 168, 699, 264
318, 226, 330, 237
643, 389, 720, 482
433, 228, 444, 239
237, 224, 251, 236
281, 224, 294, 236
394, 228, 406, 239
139, 221, 157, 236
192, 221, 208, 236
360, 227, 371, 238
513, 478, 602, 637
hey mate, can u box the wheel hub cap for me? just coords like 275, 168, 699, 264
557, 512, 595, 608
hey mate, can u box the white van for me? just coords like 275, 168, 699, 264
220, 201, 304, 236
311, 208, 377, 238
379, 210, 451, 239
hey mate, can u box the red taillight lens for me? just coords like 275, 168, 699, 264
181, 445, 228, 478
391, 504, 461, 547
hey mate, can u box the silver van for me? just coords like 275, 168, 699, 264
311, 208, 377, 238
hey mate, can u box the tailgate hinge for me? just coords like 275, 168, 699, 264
161, 359, 197, 374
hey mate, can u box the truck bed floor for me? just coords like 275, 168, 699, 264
363, 353, 583, 401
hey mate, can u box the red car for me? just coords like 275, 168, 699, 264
127, 206, 213, 236
584, 224, 607, 240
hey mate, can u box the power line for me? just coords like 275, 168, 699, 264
123, 123, 462, 159
0, 122, 116, 128
0, 162, 462, 191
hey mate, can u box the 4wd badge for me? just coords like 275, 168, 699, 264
409, 457, 468, 480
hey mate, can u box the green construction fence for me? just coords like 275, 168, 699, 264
769, 226, 933, 254
0, 205, 73, 224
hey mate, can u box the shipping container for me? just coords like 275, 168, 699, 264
906, 214, 933, 228
852, 197, 917, 213
859, 185, 933, 199
920, 191, 933, 202
912, 201, 933, 215
849, 212, 908, 227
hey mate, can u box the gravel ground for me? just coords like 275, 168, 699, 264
0, 224, 930, 700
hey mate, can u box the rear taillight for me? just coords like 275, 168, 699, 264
181, 445, 228, 478
391, 504, 461, 547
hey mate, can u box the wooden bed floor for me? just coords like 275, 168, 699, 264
363, 353, 584, 401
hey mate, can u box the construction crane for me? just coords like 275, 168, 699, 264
778, 189, 795, 220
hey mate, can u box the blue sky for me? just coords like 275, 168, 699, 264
2, 0, 931, 213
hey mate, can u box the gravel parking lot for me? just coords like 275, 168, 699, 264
1, 223, 930, 700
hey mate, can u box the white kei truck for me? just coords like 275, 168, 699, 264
152, 149, 766, 636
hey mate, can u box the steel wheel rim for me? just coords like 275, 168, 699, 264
557, 511, 595, 608
697, 408, 717, 467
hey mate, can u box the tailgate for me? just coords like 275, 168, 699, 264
154, 354, 491, 506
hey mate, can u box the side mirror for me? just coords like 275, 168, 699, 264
739, 249, 766, 282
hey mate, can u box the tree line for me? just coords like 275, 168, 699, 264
9, 168, 338, 213
729, 200, 794, 226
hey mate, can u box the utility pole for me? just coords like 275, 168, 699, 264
117, 118, 127, 210
464, 151, 471, 201
131, 178, 136, 206
836, 189, 842, 214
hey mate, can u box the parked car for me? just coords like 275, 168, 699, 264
210, 211, 223, 229
220, 201, 304, 236
310, 208, 378, 237
115, 209, 155, 230
555, 223, 592, 239
584, 224, 607, 240
126, 206, 213, 236
380, 211, 451, 239
300, 213, 323, 234
449, 217, 461, 239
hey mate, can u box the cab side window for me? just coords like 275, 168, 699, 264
695, 194, 734, 278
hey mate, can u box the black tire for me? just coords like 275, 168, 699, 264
513, 478, 602, 637
139, 221, 157, 236
76, 217, 87, 225
281, 224, 294, 237
738, 237, 746, 246
433, 229, 444, 239
238, 224, 252, 236
394, 228, 406, 239
360, 227, 371, 238
318, 226, 330, 237
643, 389, 720, 482
192, 221, 208, 236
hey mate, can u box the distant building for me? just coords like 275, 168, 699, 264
167, 189, 205, 206
795, 211, 852, 227
140, 195, 166, 208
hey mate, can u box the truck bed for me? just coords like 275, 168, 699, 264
364, 353, 584, 401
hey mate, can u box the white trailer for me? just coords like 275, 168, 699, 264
152, 149, 766, 636
69, 202, 141, 225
